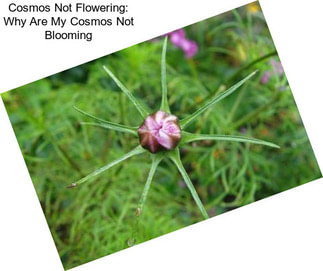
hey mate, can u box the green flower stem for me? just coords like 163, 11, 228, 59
180, 70, 258, 129
208, 47, 237, 57
208, 21, 241, 36
80, 122, 137, 136
67, 145, 145, 188
227, 50, 277, 83
226, 83, 247, 124
74, 106, 137, 135
185, 51, 278, 114
160, 36, 170, 113
46, 131, 84, 176
103, 65, 149, 118
231, 93, 280, 130
169, 148, 209, 219
136, 155, 163, 216
181, 131, 280, 149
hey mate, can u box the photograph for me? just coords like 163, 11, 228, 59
1, 2, 321, 269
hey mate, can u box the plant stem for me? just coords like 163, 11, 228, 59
136, 155, 162, 216
227, 84, 247, 124
160, 37, 170, 113
180, 70, 258, 129
67, 145, 145, 188
181, 131, 280, 149
103, 65, 149, 118
169, 148, 209, 219
185, 50, 278, 113
80, 122, 137, 136
74, 106, 138, 135
228, 50, 277, 83
231, 94, 279, 129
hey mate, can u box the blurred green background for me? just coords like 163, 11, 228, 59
1, 2, 321, 270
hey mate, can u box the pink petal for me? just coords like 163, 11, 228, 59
144, 116, 159, 130
169, 29, 186, 47
180, 39, 198, 58
156, 130, 173, 149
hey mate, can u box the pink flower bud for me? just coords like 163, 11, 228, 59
169, 29, 186, 47
138, 111, 182, 153
180, 39, 198, 58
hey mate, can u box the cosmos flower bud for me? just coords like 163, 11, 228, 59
138, 111, 181, 153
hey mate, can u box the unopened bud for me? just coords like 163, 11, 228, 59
138, 111, 181, 153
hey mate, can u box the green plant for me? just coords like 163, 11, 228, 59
68, 37, 279, 224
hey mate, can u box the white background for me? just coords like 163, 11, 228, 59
0, 0, 322, 270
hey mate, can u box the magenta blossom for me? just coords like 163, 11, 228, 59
180, 39, 198, 58
167, 29, 198, 58
261, 71, 271, 84
271, 59, 284, 75
261, 59, 284, 84
169, 29, 185, 47
138, 111, 182, 153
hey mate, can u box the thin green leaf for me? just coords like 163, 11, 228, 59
74, 106, 138, 136
80, 122, 137, 136
181, 131, 280, 149
103, 65, 149, 118
169, 148, 209, 219
227, 50, 277, 82
135, 155, 163, 216
208, 21, 241, 36
160, 36, 170, 113
67, 145, 145, 188
180, 70, 258, 129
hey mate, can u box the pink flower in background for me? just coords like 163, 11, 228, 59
261, 71, 271, 84
166, 29, 198, 58
261, 59, 284, 84
270, 59, 284, 75
169, 29, 185, 47
138, 111, 182, 153
180, 39, 198, 58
